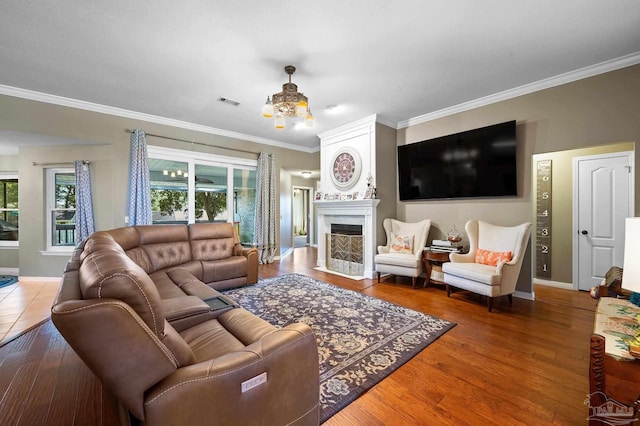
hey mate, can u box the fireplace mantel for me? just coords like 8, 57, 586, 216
314, 199, 380, 279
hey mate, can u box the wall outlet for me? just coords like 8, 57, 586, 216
241, 372, 267, 393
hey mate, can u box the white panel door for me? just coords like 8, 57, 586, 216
575, 152, 633, 291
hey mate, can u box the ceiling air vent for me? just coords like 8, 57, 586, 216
217, 97, 240, 106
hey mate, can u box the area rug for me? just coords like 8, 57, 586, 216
0, 275, 18, 289
223, 274, 456, 422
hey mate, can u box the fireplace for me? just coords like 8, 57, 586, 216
327, 224, 364, 276
314, 199, 380, 279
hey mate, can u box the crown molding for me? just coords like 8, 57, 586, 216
397, 52, 640, 129
2, 51, 638, 149
374, 114, 399, 129
0, 84, 318, 153
317, 114, 378, 141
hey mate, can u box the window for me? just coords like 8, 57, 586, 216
46, 168, 76, 250
0, 175, 18, 246
195, 164, 227, 222
148, 147, 257, 245
149, 159, 188, 223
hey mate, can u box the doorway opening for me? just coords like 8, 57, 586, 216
293, 186, 312, 248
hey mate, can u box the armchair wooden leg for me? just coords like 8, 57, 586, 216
411, 277, 417, 288
446, 284, 451, 297
377, 272, 381, 283
508, 294, 513, 305
487, 297, 494, 312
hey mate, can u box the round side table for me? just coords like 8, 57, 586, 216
422, 249, 451, 288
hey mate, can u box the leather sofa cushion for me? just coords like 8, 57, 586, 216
137, 225, 192, 272
169, 260, 203, 281
126, 247, 153, 274
79, 248, 165, 336
166, 268, 204, 289
80, 231, 122, 261
143, 242, 192, 273
189, 223, 235, 261
180, 308, 276, 362
105, 226, 141, 251
166, 268, 219, 300
218, 308, 276, 346
201, 257, 247, 284
149, 270, 191, 299
160, 320, 196, 367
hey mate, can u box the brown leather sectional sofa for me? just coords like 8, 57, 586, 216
51, 223, 320, 425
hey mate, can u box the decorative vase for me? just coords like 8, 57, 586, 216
447, 225, 462, 243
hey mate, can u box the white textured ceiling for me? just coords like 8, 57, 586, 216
1, 0, 639, 153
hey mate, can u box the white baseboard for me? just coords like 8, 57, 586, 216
0, 267, 19, 275
15, 276, 61, 282
533, 278, 574, 290
513, 290, 535, 301
277, 248, 294, 261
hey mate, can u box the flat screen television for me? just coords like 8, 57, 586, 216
398, 120, 517, 201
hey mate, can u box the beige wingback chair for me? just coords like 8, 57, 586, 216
442, 220, 531, 312
375, 218, 431, 288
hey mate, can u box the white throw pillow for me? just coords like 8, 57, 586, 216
390, 234, 414, 253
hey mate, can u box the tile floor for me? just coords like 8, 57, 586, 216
0, 278, 61, 345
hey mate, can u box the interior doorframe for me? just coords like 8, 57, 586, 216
571, 150, 634, 290
292, 185, 314, 248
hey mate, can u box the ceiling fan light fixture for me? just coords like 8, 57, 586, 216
305, 108, 314, 127
296, 97, 308, 117
262, 96, 273, 118
264, 65, 314, 128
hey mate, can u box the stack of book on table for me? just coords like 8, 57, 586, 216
429, 239, 463, 253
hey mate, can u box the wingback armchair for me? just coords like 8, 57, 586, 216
375, 218, 431, 288
442, 220, 531, 312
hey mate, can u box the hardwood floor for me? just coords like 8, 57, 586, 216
0, 247, 596, 425
0, 278, 60, 345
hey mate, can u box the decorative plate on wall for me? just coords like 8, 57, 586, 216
330, 148, 362, 190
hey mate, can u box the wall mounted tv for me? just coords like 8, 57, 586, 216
398, 120, 517, 201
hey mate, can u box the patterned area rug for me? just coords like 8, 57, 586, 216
223, 274, 456, 423
0, 275, 18, 288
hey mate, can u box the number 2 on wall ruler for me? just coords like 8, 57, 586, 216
536, 160, 552, 279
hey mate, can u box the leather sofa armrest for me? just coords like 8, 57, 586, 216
161, 295, 240, 332
161, 296, 211, 321
240, 246, 259, 284
167, 268, 222, 299
143, 323, 319, 425
51, 299, 179, 421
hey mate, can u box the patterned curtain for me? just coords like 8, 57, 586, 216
127, 129, 152, 225
74, 160, 95, 243
254, 152, 277, 263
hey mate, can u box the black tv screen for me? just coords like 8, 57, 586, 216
398, 120, 517, 201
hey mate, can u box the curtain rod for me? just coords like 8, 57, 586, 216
32, 160, 90, 166
125, 129, 259, 156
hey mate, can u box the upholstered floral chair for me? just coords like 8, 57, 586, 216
375, 218, 431, 288
442, 220, 532, 312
